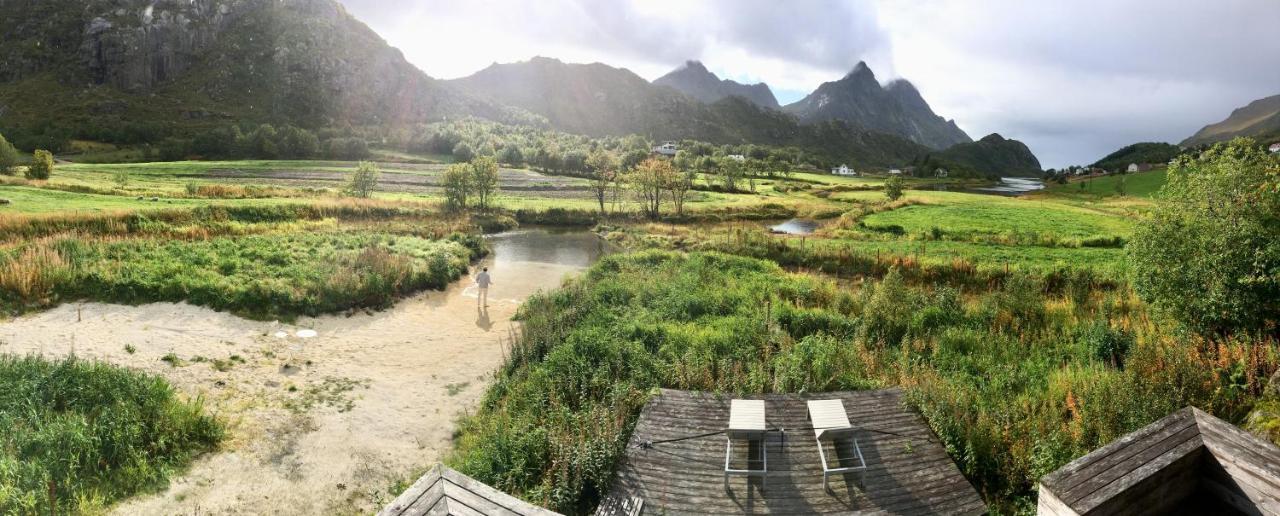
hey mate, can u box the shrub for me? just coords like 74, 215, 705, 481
1077, 321, 1134, 368
25, 149, 53, 180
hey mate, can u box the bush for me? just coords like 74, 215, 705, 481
1128, 138, 1280, 336
1077, 321, 1134, 368
25, 149, 53, 180
0, 355, 223, 514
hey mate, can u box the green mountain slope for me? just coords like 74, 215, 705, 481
1091, 142, 1183, 171
653, 60, 779, 109
921, 133, 1043, 178
1181, 94, 1280, 147
0, 0, 526, 142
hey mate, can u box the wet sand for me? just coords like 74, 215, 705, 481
0, 231, 601, 514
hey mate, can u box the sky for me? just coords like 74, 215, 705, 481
336, 0, 1280, 168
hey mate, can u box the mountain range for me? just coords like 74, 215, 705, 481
0, 0, 1039, 176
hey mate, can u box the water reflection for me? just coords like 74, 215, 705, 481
769, 219, 819, 235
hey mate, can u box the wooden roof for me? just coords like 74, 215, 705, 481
1037, 407, 1280, 516
598, 388, 986, 515
380, 463, 561, 516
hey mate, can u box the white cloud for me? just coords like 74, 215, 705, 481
338, 0, 1280, 168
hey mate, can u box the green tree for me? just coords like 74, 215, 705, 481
1129, 138, 1280, 336
442, 163, 472, 211
469, 156, 499, 210
0, 132, 19, 174
629, 157, 677, 219
26, 149, 54, 180
718, 157, 742, 191
452, 142, 475, 162
884, 174, 905, 201
344, 161, 380, 198
586, 150, 619, 214
498, 145, 524, 167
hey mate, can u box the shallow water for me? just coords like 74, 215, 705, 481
0, 227, 609, 515
971, 177, 1046, 195
769, 219, 820, 235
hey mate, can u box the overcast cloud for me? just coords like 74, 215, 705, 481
338, 0, 1279, 168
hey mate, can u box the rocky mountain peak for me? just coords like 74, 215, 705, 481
653, 60, 779, 109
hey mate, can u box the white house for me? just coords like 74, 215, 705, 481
1269, 143, 1280, 154
831, 164, 856, 176
725, 154, 746, 162
652, 141, 678, 156
887, 169, 903, 176
935, 168, 949, 178
1126, 163, 1139, 173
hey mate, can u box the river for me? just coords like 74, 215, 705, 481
0, 228, 610, 515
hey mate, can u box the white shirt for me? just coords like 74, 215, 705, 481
476, 271, 492, 288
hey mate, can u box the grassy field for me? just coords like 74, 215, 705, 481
0, 355, 223, 514
449, 250, 1276, 514
1044, 169, 1168, 199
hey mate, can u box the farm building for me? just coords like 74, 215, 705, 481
1269, 142, 1280, 153
831, 164, 856, 176
652, 141, 678, 156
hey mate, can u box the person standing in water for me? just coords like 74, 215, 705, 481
475, 267, 492, 306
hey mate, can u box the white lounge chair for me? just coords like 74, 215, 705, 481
807, 399, 867, 492
724, 399, 768, 492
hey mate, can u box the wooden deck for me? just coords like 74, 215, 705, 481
1037, 407, 1280, 516
380, 463, 562, 516
598, 388, 986, 515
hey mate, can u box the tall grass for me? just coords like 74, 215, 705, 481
0, 232, 481, 319
449, 251, 1278, 514
0, 355, 223, 514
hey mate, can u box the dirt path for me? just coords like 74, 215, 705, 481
0, 255, 585, 514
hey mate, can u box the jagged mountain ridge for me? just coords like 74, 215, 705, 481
783, 62, 971, 150
652, 61, 779, 109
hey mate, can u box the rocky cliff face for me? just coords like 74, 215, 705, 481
782, 62, 971, 150
78, 0, 241, 91
653, 61, 780, 109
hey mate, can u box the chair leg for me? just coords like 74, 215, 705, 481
724, 437, 731, 492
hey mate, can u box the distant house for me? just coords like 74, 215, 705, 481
831, 164, 856, 176
652, 141, 678, 156
934, 168, 949, 178
1269, 142, 1280, 153
1126, 163, 1139, 173
725, 154, 746, 162
887, 169, 903, 176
